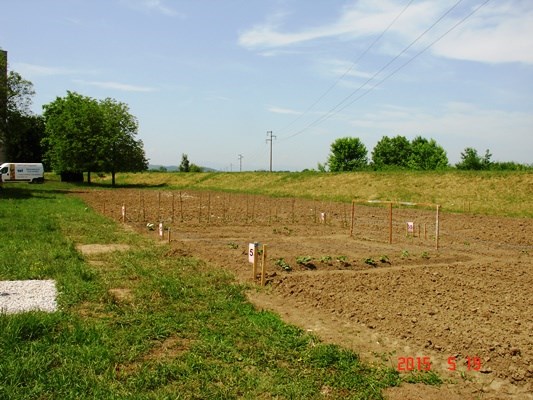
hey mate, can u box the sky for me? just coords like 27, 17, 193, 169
1, 0, 532, 171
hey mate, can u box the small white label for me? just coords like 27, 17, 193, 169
248, 243, 256, 263
407, 222, 414, 233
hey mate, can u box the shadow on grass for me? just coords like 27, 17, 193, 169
0, 187, 35, 199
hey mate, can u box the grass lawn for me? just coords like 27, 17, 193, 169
0, 183, 440, 399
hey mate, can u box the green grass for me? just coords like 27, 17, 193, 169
82, 170, 533, 217
0, 184, 439, 399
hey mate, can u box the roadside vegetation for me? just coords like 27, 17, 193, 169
0, 183, 446, 399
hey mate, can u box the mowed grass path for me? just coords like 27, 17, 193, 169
0, 184, 438, 399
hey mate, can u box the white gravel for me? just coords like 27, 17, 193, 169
0, 280, 58, 314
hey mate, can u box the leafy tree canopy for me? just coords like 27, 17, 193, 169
179, 153, 201, 172
371, 135, 411, 168
42, 91, 147, 184
407, 136, 448, 170
327, 137, 368, 172
4, 69, 45, 162
456, 147, 492, 170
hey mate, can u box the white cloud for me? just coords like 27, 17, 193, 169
239, 0, 533, 65
238, 0, 434, 49
75, 80, 157, 92
432, 2, 533, 64
120, 0, 184, 17
267, 105, 302, 115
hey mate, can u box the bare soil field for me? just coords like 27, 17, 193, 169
76, 189, 533, 399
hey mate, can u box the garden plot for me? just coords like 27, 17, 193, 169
77, 189, 533, 399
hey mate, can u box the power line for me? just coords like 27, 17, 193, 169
279, 0, 479, 142
276, 0, 416, 137
335, 0, 492, 115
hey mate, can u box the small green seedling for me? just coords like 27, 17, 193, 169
380, 255, 391, 264
318, 255, 333, 264
275, 258, 292, 271
296, 256, 315, 269
364, 257, 377, 267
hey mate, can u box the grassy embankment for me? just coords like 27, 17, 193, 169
0, 183, 440, 399
89, 170, 533, 218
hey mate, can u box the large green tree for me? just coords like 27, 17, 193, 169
2, 69, 45, 162
371, 135, 411, 169
42, 91, 103, 179
327, 137, 368, 172
407, 136, 448, 170
42, 91, 147, 184
99, 98, 148, 185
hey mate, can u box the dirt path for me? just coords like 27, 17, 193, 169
76, 189, 533, 399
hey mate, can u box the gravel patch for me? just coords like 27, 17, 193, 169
0, 280, 58, 314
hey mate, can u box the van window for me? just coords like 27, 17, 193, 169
0, 167, 7, 174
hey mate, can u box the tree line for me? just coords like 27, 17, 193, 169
2, 59, 530, 177
320, 136, 531, 172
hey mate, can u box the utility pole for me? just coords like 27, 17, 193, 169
238, 154, 243, 172
266, 130, 276, 172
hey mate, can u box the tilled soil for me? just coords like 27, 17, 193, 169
76, 189, 533, 399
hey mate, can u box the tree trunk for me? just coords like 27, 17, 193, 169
87, 171, 91, 184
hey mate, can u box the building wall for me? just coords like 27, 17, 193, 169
0, 49, 7, 163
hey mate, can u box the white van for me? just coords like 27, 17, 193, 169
0, 163, 44, 183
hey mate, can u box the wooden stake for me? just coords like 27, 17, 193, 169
291, 198, 295, 224
139, 191, 142, 222
261, 244, 267, 286
251, 196, 255, 223
350, 201, 355, 237
222, 193, 226, 223
158, 191, 161, 221
435, 205, 440, 250
389, 202, 393, 244
252, 243, 258, 280
171, 192, 175, 223
207, 193, 211, 224
168, 227, 171, 244
179, 191, 183, 222
198, 193, 202, 224
245, 195, 249, 224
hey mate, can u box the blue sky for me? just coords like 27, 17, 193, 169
1, 0, 532, 171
